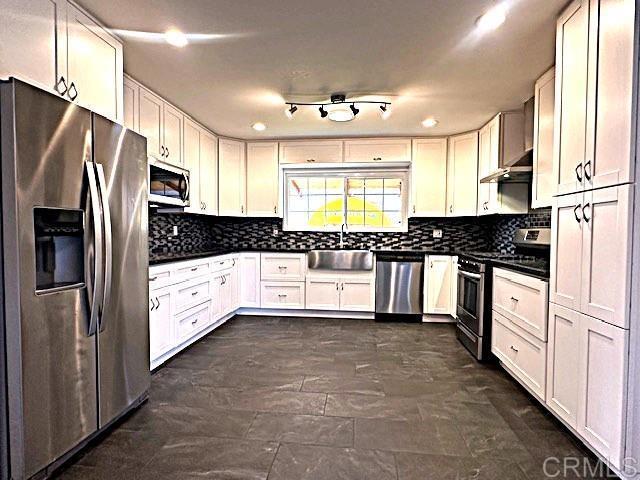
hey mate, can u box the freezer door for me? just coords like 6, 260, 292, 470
92, 114, 150, 428
1, 80, 98, 478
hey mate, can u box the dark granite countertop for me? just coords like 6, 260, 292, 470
485, 258, 550, 280
149, 248, 310, 265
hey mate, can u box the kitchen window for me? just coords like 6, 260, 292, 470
283, 169, 408, 232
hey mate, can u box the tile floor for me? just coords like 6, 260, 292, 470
56, 316, 614, 479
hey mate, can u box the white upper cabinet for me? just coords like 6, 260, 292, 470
477, 117, 499, 215
0, 0, 65, 94
554, 0, 590, 195
410, 138, 448, 217
279, 140, 343, 164
138, 87, 164, 159
65, 2, 122, 122
246, 142, 279, 217
218, 138, 246, 216
532, 67, 555, 208
586, 0, 635, 191
162, 103, 183, 165
447, 131, 479, 216
554, 0, 635, 195
343, 138, 411, 163
123, 76, 139, 131
135, 81, 183, 166
0, 0, 123, 122
183, 118, 202, 214
200, 130, 219, 215
550, 184, 633, 329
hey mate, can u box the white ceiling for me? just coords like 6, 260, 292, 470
78, 0, 564, 139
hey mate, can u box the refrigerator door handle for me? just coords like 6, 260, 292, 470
96, 163, 112, 332
86, 161, 104, 337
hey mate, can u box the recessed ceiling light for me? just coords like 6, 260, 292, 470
476, 3, 507, 33
421, 118, 439, 128
165, 29, 188, 47
252, 122, 266, 131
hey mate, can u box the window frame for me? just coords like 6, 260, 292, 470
282, 166, 410, 233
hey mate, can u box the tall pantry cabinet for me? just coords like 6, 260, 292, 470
547, 0, 637, 474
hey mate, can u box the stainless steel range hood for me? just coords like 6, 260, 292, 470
480, 97, 534, 184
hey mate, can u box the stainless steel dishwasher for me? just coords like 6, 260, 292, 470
375, 252, 424, 322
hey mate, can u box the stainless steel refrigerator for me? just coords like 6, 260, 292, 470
0, 79, 150, 479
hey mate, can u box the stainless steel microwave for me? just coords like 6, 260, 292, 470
148, 157, 190, 207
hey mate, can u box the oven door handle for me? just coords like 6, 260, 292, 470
458, 270, 482, 280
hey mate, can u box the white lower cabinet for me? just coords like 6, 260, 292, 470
424, 255, 453, 315
492, 311, 547, 399
239, 253, 261, 308
306, 273, 375, 312
260, 281, 305, 309
149, 287, 173, 361
546, 303, 629, 470
305, 277, 341, 310
176, 302, 211, 342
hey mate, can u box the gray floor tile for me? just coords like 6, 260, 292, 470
302, 375, 385, 396
268, 443, 397, 480
246, 412, 353, 447
325, 393, 421, 420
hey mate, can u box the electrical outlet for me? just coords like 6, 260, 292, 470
172, 226, 178, 236
273, 228, 279, 236
432, 229, 443, 239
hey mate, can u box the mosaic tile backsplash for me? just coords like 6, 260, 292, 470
149, 208, 551, 261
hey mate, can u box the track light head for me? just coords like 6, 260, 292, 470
379, 104, 391, 120
285, 105, 298, 119
319, 105, 328, 118
350, 103, 360, 116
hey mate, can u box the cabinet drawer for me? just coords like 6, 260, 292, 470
176, 302, 211, 341
211, 256, 236, 273
260, 282, 305, 309
493, 268, 549, 341
261, 253, 306, 281
176, 260, 210, 279
492, 311, 547, 399
176, 278, 211, 313
149, 266, 172, 290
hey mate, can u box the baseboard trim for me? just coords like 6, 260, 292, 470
236, 308, 375, 319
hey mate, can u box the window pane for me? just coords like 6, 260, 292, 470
309, 211, 327, 227
288, 177, 308, 196
308, 195, 326, 212
325, 194, 343, 212
326, 211, 344, 226
383, 178, 402, 195
326, 177, 344, 195
308, 178, 325, 195
346, 178, 365, 195
288, 211, 309, 227
365, 195, 384, 212
346, 194, 365, 211
383, 194, 402, 212
288, 194, 308, 212
383, 211, 402, 228
365, 178, 384, 194
347, 211, 364, 226
365, 211, 383, 227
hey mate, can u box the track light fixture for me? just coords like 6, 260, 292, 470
285, 104, 298, 119
284, 95, 391, 122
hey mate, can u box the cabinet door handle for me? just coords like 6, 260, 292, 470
573, 204, 582, 223
341, 283, 344, 291
161, 145, 166, 157
150, 276, 158, 282
191, 267, 198, 271
241, 205, 244, 214
584, 160, 592, 181
55, 76, 68, 96
306, 158, 315, 163
583, 203, 591, 223
510, 345, 519, 353
274, 206, 277, 214
575, 163, 583, 182
150, 298, 155, 311
412, 205, 416, 214
336, 282, 339, 290
165, 147, 170, 158
510, 296, 519, 302
67, 81, 78, 101
232, 259, 236, 267
373, 157, 382, 162
449, 205, 453, 214
191, 291, 199, 296
191, 319, 198, 325
156, 297, 160, 308
278, 294, 287, 298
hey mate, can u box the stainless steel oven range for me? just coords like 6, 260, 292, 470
456, 256, 491, 360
